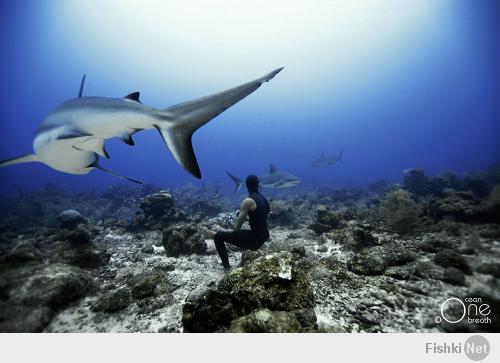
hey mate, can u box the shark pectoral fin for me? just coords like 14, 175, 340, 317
56, 130, 92, 140
0, 153, 40, 167
155, 125, 201, 178
74, 138, 109, 158
89, 160, 142, 184
225, 171, 243, 192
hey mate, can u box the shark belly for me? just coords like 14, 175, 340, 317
33, 108, 158, 174
34, 136, 96, 174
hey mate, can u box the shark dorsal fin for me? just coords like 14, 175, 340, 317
78, 74, 86, 98
124, 92, 141, 103
269, 163, 278, 173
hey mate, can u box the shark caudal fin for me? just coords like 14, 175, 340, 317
155, 67, 284, 178
0, 154, 40, 168
226, 171, 243, 192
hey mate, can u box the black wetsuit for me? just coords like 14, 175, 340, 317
214, 191, 270, 268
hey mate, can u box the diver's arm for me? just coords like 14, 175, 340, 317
233, 198, 256, 231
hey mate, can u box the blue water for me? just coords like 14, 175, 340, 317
1, 0, 499, 194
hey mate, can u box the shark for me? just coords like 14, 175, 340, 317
311, 147, 343, 168
226, 164, 302, 191
0, 68, 284, 183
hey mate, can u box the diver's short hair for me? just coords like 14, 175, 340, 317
245, 174, 259, 192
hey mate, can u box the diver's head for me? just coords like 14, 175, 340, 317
245, 174, 259, 193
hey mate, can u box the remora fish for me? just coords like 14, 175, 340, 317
226, 163, 301, 191
0, 68, 284, 182
311, 147, 343, 168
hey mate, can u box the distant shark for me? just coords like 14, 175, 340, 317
0, 68, 284, 182
226, 164, 302, 191
311, 147, 343, 168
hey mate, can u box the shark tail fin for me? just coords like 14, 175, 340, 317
226, 171, 243, 192
155, 67, 284, 178
0, 154, 40, 168
90, 160, 142, 184
338, 147, 343, 163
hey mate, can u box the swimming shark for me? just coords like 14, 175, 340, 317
0, 68, 284, 182
226, 164, 302, 191
311, 147, 343, 168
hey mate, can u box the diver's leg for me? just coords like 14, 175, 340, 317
213, 230, 263, 268
214, 231, 231, 268
222, 230, 264, 250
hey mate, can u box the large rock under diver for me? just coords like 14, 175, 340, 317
182, 252, 316, 332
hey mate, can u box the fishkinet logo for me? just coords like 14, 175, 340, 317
425, 335, 490, 361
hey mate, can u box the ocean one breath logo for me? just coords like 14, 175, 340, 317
435, 297, 492, 325
426, 335, 490, 361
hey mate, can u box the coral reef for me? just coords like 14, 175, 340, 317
0, 164, 498, 333
380, 189, 420, 233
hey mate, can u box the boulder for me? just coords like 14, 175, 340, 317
440, 267, 466, 286
434, 250, 471, 275
268, 199, 297, 228
139, 191, 185, 229
6, 241, 42, 263
309, 206, 342, 234
228, 309, 303, 333
50, 240, 110, 269
128, 270, 171, 299
0, 263, 95, 332
476, 263, 500, 278
91, 289, 132, 313
162, 223, 207, 257
426, 190, 499, 223
190, 199, 222, 217
54, 223, 92, 244
348, 250, 386, 275
414, 260, 443, 280
350, 225, 377, 250
182, 252, 316, 332
57, 210, 86, 230
382, 245, 417, 267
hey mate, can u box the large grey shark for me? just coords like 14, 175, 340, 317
226, 164, 302, 191
311, 147, 343, 168
0, 68, 284, 182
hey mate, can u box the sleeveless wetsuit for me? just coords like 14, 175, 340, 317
214, 191, 270, 268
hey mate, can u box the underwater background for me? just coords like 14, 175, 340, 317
1, 0, 500, 334
1, 0, 499, 193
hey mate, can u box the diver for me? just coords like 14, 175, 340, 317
214, 175, 270, 269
